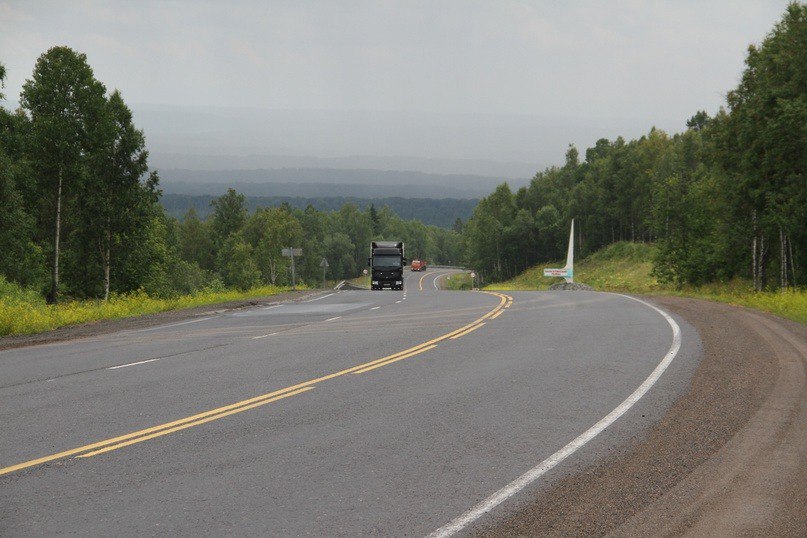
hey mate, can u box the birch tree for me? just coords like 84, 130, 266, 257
20, 47, 106, 303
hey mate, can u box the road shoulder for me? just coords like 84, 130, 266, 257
0, 290, 319, 352
478, 296, 806, 537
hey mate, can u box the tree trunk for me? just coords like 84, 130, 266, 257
48, 168, 63, 304
788, 234, 797, 288
751, 210, 758, 291
759, 234, 768, 290
101, 226, 111, 301
780, 227, 786, 290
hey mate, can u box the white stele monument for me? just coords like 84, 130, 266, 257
543, 219, 574, 284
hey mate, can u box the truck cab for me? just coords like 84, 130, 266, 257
411, 259, 423, 271
369, 241, 405, 290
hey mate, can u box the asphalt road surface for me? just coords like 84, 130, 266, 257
0, 269, 701, 535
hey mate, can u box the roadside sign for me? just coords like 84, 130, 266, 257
319, 258, 329, 268
543, 268, 572, 278
282, 248, 303, 257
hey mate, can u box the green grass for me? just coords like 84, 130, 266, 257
486, 242, 806, 324
0, 278, 297, 337
443, 272, 474, 290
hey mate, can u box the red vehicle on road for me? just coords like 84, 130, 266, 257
410, 259, 426, 271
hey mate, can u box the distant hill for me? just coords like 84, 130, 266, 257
159, 167, 529, 199
161, 194, 477, 229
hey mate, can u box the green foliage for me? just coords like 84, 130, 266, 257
0, 280, 293, 336
487, 242, 806, 324
217, 237, 261, 291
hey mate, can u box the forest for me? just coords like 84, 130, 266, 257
463, 3, 804, 291
160, 193, 477, 229
0, 49, 461, 301
0, 4, 804, 307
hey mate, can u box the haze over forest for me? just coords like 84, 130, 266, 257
1, 1, 791, 202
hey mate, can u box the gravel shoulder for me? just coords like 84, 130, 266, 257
479, 296, 806, 537
0, 289, 319, 352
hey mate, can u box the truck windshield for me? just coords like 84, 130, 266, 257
373, 255, 401, 267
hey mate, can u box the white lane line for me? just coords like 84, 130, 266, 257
396, 300, 402, 304
133, 316, 212, 333
428, 294, 682, 538
370, 306, 380, 310
324, 316, 341, 322
433, 273, 448, 291
252, 332, 278, 340
108, 358, 160, 370
306, 293, 334, 302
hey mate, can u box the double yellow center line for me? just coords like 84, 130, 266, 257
0, 291, 513, 477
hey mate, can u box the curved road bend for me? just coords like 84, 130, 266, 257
0, 269, 700, 535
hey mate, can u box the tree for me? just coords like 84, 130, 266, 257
210, 188, 247, 247
217, 236, 260, 291
82, 90, 155, 299
722, 3, 806, 289
178, 208, 215, 270
20, 47, 107, 302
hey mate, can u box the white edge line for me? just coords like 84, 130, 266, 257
428, 294, 682, 538
132, 316, 212, 333
108, 358, 160, 370
306, 293, 334, 302
433, 272, 448, 291
251, 332, 278, 339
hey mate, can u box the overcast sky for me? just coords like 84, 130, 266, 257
0, 1, 792, 171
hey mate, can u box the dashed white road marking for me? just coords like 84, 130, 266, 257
108, 358, 160, 370
324, 316, 341, 322
370, 306, 380, 310
133, 317, 212, 333
306, 293, 334, 302
252, 332, 278, 340
396, 300, 402, 304
428, 294, 683, 538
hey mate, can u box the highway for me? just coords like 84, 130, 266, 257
0, 269, 701, 535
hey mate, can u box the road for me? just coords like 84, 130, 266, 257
0, 269, 701, 535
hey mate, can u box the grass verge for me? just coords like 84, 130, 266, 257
0, 279, 297, 337
485, 242, 806, 324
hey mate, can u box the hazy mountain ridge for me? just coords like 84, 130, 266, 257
160, 168, 530, 199
161, 193, 477, 228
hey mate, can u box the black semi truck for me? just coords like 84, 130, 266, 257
368, 241, 406, 290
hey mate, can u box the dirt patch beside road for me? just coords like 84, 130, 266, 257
479, 296, 806, 537
0, 290, 317, 352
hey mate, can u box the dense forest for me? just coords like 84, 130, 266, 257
1, 4, 803, 303
160, 193, 477, 228
463, 3, 805, 291
0, 49, 461, 301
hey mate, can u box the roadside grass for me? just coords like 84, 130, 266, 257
443, 272, 473, 290
485, 242, 806, 324
0, 278, 296, 337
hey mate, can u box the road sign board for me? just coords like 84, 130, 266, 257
282, 248, 303, 257
543, 268, 572, 278
319, 258, 329, 268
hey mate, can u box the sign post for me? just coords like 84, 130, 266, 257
319, 257, 329, 288
282, 247, 303, 290
543, 219, 575, 283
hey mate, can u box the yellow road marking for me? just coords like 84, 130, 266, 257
0, 291, 512, 477
418, 271, 434, 291
353, 345, 438, 374
78, 388, 314, 458
490, 310, 504, 320
449, 322, 485, 340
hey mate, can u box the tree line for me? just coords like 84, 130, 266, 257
0, 47, 462, 300
463, 3, 805, 291
160, 193, 477, 229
